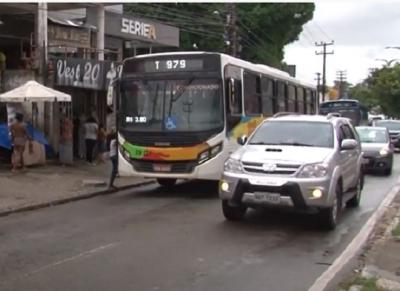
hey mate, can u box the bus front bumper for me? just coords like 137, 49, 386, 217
118, 151, 226, 181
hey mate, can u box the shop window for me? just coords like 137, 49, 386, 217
244, 72, 261, 115
261, 77, 275, 116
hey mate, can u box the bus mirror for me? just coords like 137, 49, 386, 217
237, 135, 248, 145
107, 78, 119, 106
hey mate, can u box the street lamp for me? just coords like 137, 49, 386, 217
375, 58, 399, 66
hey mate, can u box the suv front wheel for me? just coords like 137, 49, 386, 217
320, 183, 342, 230
222, 200, 247, 221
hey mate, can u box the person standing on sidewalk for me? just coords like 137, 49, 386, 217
108, 130, 118, 190
9, 113, 30, 172
96, 123, 107, 164
83, 117, 98, 164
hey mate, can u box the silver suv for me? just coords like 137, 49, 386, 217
219, 114, 364, 230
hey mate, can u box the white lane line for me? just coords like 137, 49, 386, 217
308, 176, 400, 291
27, 243, 118, 276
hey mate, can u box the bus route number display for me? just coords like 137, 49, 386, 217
144, 59, 203, 72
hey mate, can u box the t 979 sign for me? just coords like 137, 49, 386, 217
144, 59, 203, 72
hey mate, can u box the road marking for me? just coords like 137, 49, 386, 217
308, 176, 400, 291
27, 243, 118, 276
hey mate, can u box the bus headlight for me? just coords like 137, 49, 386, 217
120, 147, 131, 160
224, 158, 242, 173
198, 151, 210, 164
379, 147, 389, 157
198, 143, 223, 164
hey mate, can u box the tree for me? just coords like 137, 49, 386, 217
124, 3, 315, 67
349, 64, 400, 117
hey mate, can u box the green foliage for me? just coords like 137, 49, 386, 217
124, 3, 315, 67
350, 64, 400, 117
352, 277, 379, 291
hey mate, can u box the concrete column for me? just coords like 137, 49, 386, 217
37, 2, 48, 78
96, 4, 105, 61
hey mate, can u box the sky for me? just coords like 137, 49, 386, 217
283, 0, 400, 87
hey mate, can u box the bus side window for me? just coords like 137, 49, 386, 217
276, 81, 286, 112
243, 72, 261, 115
303, 88, 308, 114
296, 86, 304, 114
261, 77, 274, 116
224, 65, 243, 132
287, 84, 296, 112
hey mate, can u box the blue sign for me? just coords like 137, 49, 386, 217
165, 116, 177, 130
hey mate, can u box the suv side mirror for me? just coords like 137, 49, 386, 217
237, 135, 248, 145
341, 139, 357, 150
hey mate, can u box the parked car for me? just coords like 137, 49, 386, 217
374, 120, 400, 148
219, 113, 364, 230
356, 126, 393, 175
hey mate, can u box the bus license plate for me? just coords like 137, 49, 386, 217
254, 192, 281, 204
153, 164, 172, 172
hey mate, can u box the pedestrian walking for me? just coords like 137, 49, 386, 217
9, 113, 30, 172
96, 123, 107, 164
83, 116, 98, 164
108, 130, 118, 190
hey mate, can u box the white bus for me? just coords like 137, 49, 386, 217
113, 52, 317, 187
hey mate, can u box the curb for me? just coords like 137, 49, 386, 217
0, 180, 155, 217
308, 176, 400, 291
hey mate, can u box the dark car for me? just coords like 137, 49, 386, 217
374, 120, 400, 148
356, 126, 394, 175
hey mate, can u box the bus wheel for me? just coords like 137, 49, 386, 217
157, 178, 177, 188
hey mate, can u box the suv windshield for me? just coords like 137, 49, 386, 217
120, 78, 223, 132
375, 120, 400, 131
356, 127, 388, 143
249, 120, 334, 148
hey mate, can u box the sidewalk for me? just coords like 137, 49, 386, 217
339, 194, 400, 291
0, 160, 154, 216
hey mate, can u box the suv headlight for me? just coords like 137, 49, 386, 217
297, 163, 328, 178
224, 158, 243, 173
379, 147, 389, 157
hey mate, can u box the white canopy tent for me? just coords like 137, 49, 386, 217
0, 80, 71, 102
0, 80, 72, 165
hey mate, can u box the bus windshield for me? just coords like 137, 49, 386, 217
120, 78, 223, 132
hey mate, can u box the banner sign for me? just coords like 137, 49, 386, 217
54, 58, 121, 91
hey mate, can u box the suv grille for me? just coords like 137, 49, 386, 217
242, 161, 301, 175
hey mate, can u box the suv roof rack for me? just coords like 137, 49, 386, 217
326, 112, 341, 119
272, 112, 301, 118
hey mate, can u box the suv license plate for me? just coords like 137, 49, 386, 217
254, 192, 281, 204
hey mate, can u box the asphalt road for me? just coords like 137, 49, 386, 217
1, 156, 400, 291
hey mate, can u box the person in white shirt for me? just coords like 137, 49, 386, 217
83, 117, 98, 164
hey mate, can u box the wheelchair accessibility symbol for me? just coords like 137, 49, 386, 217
165, 116, 177, 130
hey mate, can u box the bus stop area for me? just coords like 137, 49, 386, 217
0, 160, 153, 216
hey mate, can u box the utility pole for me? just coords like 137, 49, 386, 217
315, 41, 334, 102
336, 70, 347, 99
315, 72, 321, 104
226, 3, 238, 57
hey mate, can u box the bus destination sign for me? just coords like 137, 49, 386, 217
144, 59, 203, 72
